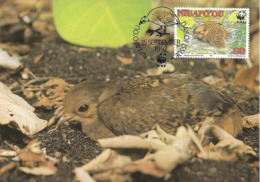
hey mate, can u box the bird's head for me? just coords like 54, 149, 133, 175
58, 82, 112, 127
139, 16, 148, 25
193, 25, 207, 41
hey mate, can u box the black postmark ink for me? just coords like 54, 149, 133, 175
156, 53, 167, 67
133, 6, 190, 66
139, 7, 180, 37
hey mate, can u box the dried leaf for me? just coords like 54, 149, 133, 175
234, 65, 259, 92
23, 90, 34, 99
98, 135, 166, 151
18, 165, 56, 176
33, 53, 44, 64
80, 149, 132, 172
0, 149, 17, 157
243, 114, 260, 128
116, 55, 133, 65
0, 49, 22, 70
0, 162, 16, 175
124, 159, 166, 178
150, 126, 191, 172
0, 82, 47, 136
202, 75, 223, 85
18, 140, 57, 176
80, 126, 192, 180
74, 168, 95, 182
34, 78, 73, 109
198, 124, 257, 161
19, 140, 46, 167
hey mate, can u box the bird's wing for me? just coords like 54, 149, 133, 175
98, 74, 239, 136
206, 28, 226, 48
205, 22, 227, 48
219, 25, 229, 39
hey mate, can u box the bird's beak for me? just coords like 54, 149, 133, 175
57, 113, 74, 126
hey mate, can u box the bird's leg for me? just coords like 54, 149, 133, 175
148, 26, 163, 36
163, 25, 170, 36
156, 26, 170, 37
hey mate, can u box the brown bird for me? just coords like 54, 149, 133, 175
193, 21, 229, 49
59, 74, 242, 140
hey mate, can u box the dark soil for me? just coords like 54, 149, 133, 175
0, 41, 258, 182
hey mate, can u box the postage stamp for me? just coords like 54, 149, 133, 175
174, 7, 249, 59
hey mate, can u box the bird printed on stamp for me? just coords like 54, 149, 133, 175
193, 21, 229, 49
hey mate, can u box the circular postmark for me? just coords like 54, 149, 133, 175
132, 6, 190, 67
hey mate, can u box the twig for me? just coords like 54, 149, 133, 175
4, 141, 20, 153
13, 87, 47, 94
22, 77, 55, 87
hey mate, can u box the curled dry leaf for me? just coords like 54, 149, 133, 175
116, 55, 133, 65
19, 140, 46, 167
79, 126, 192, 180
243, 114, 260, 128
18, 165, 57, 176
98, 135, 167, 151
80, 149, 132, 172
34, 78, 73, 109
74, 168, 95, 182
0, 82, 47, 136
78, 122, 257, 181
198, 124, 257, 161
18, 140, 57, 176
0, 49, 22, 70
149, 126, 191, 173
202, 75, 223, 85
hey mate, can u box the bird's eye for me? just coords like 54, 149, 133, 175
78, 104, 89, 112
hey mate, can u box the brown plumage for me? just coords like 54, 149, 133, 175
193, 21, 229, 49
60, 74, 242, 140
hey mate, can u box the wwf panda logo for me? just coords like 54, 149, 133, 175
156, 53, 167, 67
236, 11, 245, 20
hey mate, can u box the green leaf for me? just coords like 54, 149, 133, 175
217, 51, 226, 55
236, 30, 242, 35
178, 16, 196, 28
231, 40, 239, 47
54, 0, 152, 47
176, 26, 184, 45
236, 34, 243, 38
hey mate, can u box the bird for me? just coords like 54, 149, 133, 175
193, 21, 228, 49
58, 73, 242, 140
139, 6, 180, 37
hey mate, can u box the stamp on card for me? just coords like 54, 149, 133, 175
174, 7, 249, 59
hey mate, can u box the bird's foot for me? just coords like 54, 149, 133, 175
156, 32, 170, 37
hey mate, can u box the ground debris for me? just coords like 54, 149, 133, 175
75, 122, 257, 181
0, 82, 47, 137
